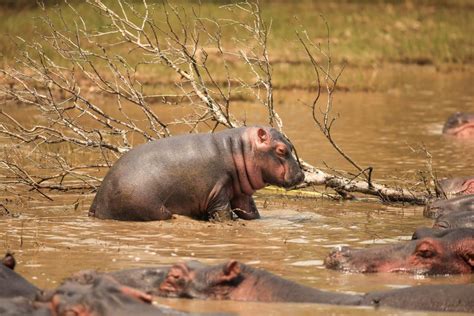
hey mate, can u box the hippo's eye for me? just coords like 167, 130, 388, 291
418, 249, 435, 259
276, 146, 287, 156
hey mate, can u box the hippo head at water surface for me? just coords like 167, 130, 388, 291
442, 112, 474, 138
324, 228, 474, 275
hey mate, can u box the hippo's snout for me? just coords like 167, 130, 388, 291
284, 169, 305, 188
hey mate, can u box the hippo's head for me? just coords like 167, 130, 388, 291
158, 260, 243, 300
324, 229, 474, 275
442, 112, 474, 138
251, 127, 304, 188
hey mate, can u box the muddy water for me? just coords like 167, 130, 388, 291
1, 65, 473, 315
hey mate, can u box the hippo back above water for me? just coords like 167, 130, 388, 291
89, 127, 304, 221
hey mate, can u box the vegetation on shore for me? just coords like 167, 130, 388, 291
1, 0, 472, 67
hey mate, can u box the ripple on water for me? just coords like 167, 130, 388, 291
290, 260, 324, 267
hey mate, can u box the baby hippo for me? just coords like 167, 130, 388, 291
89, 126, 304, 221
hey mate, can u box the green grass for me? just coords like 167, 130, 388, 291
0, 0, 472, 93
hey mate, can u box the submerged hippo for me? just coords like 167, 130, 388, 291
436, 176, 474, 198
442, 112, 474, 138
362, 284, 474, 313
89, 127, 304, 221
423, 194, 474, 219
324, 228, 474, 275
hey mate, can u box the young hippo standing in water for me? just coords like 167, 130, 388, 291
89, 126, 304, 221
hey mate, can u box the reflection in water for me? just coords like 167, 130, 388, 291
1, 66, 473, 315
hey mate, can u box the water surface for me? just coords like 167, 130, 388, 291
1, 65, 473, 315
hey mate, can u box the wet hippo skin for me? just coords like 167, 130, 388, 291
362, 284, 474, 313
325, 228, 474, 275
442, 112, 474, 138
423, 194, 474, 219
0, 297, 51, 316
89, 126, 304, 221
0, 254, 40, 300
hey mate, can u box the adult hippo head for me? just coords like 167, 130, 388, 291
89, 126, 304, 221
324, 228, 474, 275
442, 112, 474, 138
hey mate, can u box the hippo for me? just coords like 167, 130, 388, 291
324, 228, 474, 275
442, 112, 474, 137
423, 194, 474, 219
158, 260, 362, 305
89, 127, 304, 221
436, 176, 474, 198
157, 260, 474, 312
362, 284, 474, 313
0, 253, 40, 299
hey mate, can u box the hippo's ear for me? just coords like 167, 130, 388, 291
461, 179, 474, 194
257, 128, 270, 145
2, 252, 16, 270
221, 260, 241, 282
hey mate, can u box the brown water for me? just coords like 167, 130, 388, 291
1, 65, 473, 315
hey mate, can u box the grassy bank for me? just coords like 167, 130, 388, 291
1, 0, 472, 66
0, 0, 472, 95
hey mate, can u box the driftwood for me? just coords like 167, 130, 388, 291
0, 0, 431, 204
